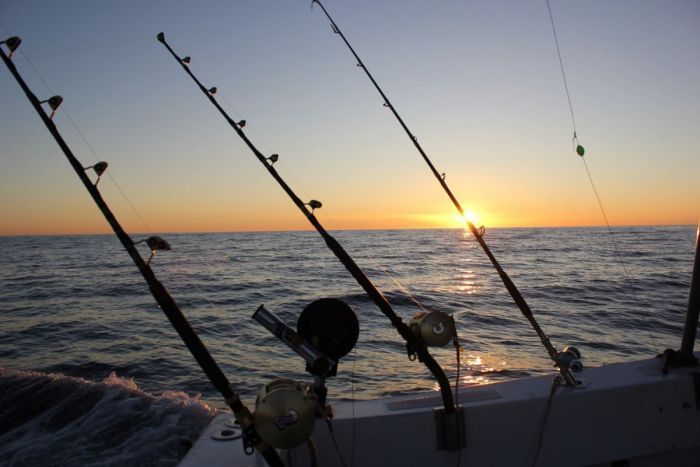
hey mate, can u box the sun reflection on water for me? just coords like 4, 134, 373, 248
433, 353, 510, 391
458, 268, 476, 293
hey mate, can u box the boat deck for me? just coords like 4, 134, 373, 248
180, 355, 700, 466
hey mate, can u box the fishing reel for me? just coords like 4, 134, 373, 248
405, 310, 456, 362
253, 379, 316, 449
250, 298, 359, 449
296, 298, 360, 376
554, 345, 584, 373
408, 311, 456, 347
252, 298, 359, 378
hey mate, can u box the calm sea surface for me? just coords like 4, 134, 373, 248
0, 226, 697, 465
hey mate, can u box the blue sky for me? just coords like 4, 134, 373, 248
1, 1, 698, 234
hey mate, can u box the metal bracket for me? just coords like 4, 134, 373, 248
554, 374, 589, 389
241, 424, 262, 455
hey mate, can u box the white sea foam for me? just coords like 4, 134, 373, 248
0, 368, 219, 467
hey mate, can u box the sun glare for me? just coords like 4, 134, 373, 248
449, 210, 481, 228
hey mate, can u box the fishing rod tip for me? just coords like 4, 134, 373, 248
157, 32, 165, 43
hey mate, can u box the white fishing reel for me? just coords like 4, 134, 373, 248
254, 379, 316, 449
408, 311, 456, 347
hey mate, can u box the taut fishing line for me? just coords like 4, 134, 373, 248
381, 265, 465, 463
211, 82, 317, 204
545, 0, 657, 350
9, 34, 153, 235
4, 27, 236, 343
381, 268, 430, 314
311, 0, 579, 386
20, 36, 152, 60
3, 37, 286, 466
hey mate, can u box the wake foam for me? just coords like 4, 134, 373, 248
0, 368, 218, 466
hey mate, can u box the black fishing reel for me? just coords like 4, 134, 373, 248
296, 298, 360, 376
250, 298, 359, 449
554, 345, 584, 373
251, 298, 359, 378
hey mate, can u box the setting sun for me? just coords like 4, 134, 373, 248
453, 213, 467, 227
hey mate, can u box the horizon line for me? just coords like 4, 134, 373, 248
1, 222, 695, 238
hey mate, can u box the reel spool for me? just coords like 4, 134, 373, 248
297, 298, 359, 376
408, 311, 455, 347
254, 379, 316, 449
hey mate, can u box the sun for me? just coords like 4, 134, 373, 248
449, 211, 480, 228
452, 213, 467, 227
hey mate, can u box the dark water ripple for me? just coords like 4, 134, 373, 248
0, 226, 697, 463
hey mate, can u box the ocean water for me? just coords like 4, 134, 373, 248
0, 225, 697, 465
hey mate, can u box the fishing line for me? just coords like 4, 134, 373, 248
381, 264, 466, 461
531, 378, 560, 467
580, 156, 627, 273
2, 23, 220, 351
546, 0, 618, 256
3, 45, 284, 466
161, 31, 458, 414
311, 0, 578, 386
61, 109, 154, 234
454, 337, 462, 467
326, 419, 348, 467
380, 268, 430, 314
19, 36, 152, 60
13, 46, 153, 235
545, 1, 657, 350
214, 86, 316, 203
10, 34, 237, 348
11, 36, 239, 358
349, 346, 357, 467
545, 0, 577, 136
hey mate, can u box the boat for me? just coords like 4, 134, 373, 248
183, 352, 700, 466
1, 2, 699, 466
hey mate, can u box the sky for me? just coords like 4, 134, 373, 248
0, 0, 698, 235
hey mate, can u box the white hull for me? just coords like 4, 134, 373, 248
180, 354, 700, 466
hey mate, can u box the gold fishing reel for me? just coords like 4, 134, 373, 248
254, 379, 316, 449
408, 311, 456, 347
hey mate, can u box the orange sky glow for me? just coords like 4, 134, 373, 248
1, 1, 698, 236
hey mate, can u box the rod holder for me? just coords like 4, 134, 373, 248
252, 305, 336, 376
679, 225, 700, 362
434, 408, 466, 451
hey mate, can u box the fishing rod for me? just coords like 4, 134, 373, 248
311, 0, 578, 386
0, 37, 283, 467
157, 32, 459, 415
